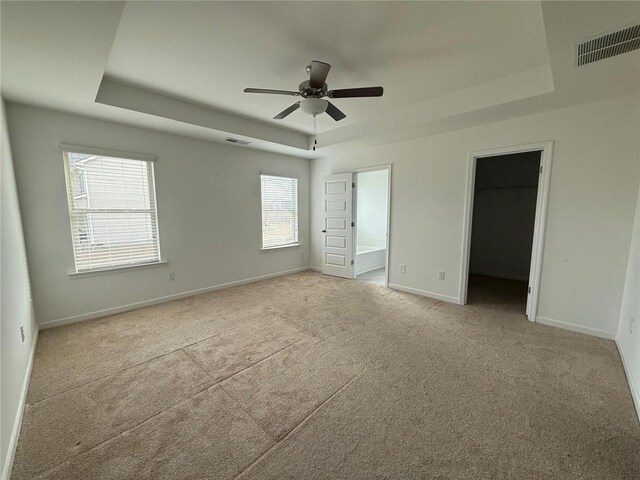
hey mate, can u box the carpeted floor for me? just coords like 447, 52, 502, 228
11, 271, 640, 479
467, 273, 529, 314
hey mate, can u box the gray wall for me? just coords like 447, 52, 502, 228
1, 99, 37, 477
6, 103, 310, 326
469, 152, 541, 281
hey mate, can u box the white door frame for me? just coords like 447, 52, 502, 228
459, 141, 554, 321
352, 164, 392, 287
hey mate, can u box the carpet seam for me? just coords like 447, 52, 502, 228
214, 337, 313, 441
232, 366, 367, 480
275, 364, 365, 441
26, 337, 309, 476
217, 385, 277, 445
27, 318, 259, 406
25, 383, 221, 478
215, 336, 308, 385
24, 337, 308, 477
180, 347, 217, 381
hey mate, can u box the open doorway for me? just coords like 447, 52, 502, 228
354, 168, 390, 286
320, 166, 390, 284
460, 142, 553, 321
468, 151, 540, 313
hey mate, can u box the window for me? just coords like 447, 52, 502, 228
62, 149, 161, 272
260, 174, 299, 249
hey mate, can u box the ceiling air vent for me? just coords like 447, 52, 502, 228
225, 137, 251, 146
576, 23, 640, 66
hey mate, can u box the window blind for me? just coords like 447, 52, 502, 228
63, 151, 161, 272
261, 174, 299, 249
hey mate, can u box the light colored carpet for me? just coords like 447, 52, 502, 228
11, 271, 640, 479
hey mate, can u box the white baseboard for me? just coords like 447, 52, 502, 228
535, 316, 616, 340
2, 329, 38, 480
388, 283, 459, 304
309, 266, 321, 272
39, 266, 312, 330
615, 336, 640, 423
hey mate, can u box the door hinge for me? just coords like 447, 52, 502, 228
352, 182, 355, 188
528, 286, 531, 294
351, 221, 355, 227
539, 165, 543, 174
351, 260, 354, 265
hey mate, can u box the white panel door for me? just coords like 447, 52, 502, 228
321, 173, 354, 278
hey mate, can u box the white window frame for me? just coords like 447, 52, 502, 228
60, 144, 165, 276
259, 173, 300, 251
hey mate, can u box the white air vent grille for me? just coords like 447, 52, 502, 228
576, 23, 640, 66
225, 137, 251, 145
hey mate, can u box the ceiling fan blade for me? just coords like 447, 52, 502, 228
244, 88, 299, 96
328, 86, 384, 98
309, 60, 331, 89
325, 101, 346, 121
273, 102, 300, 120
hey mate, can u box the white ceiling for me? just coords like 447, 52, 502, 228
1, 1, 639, 158
105, 1, 550, 134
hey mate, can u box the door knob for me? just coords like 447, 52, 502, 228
322, 229, 326, 233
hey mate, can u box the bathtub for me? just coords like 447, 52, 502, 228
355, 245, 386, 275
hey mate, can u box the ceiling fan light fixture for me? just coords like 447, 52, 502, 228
299, 98, 328, 116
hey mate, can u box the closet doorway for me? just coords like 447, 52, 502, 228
460, 142, 553, 321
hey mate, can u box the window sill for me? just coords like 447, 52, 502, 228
69, 260, 168, 279
260, 243, 302, 252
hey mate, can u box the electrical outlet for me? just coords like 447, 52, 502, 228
437, 270, 445, 280
169, 271, 176, 281
631, 316, 635, 334
20, 325, 25, 343
400, 264, 407, 273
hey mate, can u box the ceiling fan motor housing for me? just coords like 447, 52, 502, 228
298, 80, 328, 98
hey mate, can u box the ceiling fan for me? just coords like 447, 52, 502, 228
243, 60, 383, 121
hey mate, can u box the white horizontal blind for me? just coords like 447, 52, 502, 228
63, 151, 161, 272
261, 174, 298, 249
